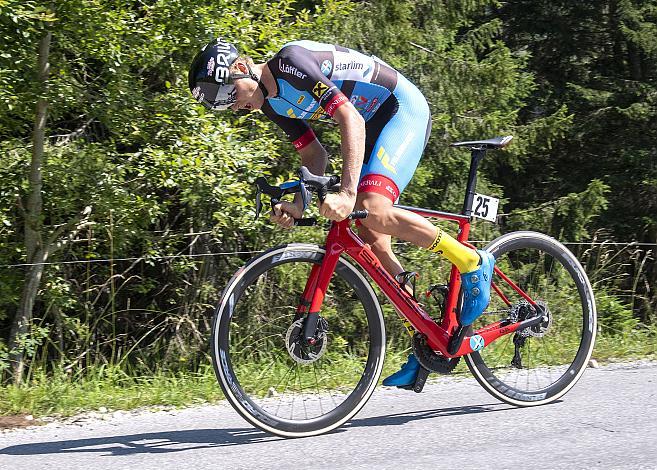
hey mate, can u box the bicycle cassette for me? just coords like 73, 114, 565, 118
412, 332, 460, 374
510, 300, 552, 338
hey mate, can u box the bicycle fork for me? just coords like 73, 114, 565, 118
296, 244, 342, 345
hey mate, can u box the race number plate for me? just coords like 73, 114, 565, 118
471, 193, 499, 222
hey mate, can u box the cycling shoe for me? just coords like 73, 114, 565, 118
382, 354, 420, 387
460, 250, 495, 326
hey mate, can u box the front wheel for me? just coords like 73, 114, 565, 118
465, 231, 596, 406
211, 243, 385, 437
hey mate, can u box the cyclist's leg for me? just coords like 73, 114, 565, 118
357, 184, 495, 329
357, 224, 403, 277
355, 194, 421, 386
359, 75, 494, 328
356, 74, 435, 253
357, 77, 430, 387
359, 76, 494, 387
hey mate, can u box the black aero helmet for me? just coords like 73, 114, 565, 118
188, 38, 250, 110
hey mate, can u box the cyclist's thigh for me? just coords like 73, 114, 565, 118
358, 74, 431, 203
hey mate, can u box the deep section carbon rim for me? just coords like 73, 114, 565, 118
211, 244, 385, 437
465, 232, 596, 405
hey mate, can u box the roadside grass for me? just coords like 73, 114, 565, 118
591, 325, 656, 361
0, 365, 222, 418
0, 329, 654, 421
0, 349, 411, 419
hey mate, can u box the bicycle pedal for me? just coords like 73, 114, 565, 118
412, 366, 430, 393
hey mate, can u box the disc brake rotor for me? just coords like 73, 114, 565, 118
285, 317, 328, 364
527, 300, 552, 337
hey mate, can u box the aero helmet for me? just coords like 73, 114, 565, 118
188, 38, 253, 110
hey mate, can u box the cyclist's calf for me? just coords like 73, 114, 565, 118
356, 223, 404, 276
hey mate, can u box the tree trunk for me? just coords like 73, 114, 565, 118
8, 31, 52, 384
627, 41, 643, 81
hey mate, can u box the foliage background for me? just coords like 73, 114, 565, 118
0, 0, 654, 386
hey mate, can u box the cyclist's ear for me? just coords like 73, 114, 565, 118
235, 61, 249, 74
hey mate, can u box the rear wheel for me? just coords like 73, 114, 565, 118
211, 244, 385, 437
465, 231, 596, 406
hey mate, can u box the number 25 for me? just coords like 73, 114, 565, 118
475, 196, 489, 217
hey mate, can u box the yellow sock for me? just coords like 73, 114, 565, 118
427, 226, 480, 273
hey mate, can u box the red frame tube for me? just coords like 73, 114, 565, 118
301, 208, 538, 358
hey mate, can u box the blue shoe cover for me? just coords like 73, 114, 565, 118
382, 354, 420, 387
460, 250, 495, 326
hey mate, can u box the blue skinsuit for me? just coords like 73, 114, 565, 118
262, 40, 431, 202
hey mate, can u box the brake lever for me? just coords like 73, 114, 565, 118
300, 182, 310, 210
255, 176, 284, 199
255, 176, 286, 220
297, 167, 340, 204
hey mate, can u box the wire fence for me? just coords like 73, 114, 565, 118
0, 240, 654, 269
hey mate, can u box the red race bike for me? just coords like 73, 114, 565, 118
211, 136, 597, 438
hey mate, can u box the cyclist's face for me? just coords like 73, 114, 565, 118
230, 77, 263, 112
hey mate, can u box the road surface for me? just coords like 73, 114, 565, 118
1, 361, 656, 469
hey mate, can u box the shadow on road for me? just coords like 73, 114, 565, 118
0, 427, 281, 456
0, 401, 536, 456
346, 402, 517, 429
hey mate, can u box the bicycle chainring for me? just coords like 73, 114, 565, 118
412, 332, 460, 374
285, 317, 328, 364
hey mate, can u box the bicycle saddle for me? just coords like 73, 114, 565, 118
450, 135, 513, 150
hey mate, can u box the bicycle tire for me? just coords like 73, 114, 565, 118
211, 243, 385, 437
464, 231, 596, 406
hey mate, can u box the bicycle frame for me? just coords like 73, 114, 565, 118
295, 148, 546, 358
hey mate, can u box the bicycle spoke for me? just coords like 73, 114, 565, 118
213, 248, 384, 435
312, 363, 324, 415
465, 232, 595, 406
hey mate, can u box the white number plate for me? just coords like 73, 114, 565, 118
471, 193, 499, 222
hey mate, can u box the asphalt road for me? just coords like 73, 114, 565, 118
1, 361, 656, 470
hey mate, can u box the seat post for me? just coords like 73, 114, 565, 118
461, 148, 486, 216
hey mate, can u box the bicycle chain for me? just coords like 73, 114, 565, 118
412, 332, 460, 374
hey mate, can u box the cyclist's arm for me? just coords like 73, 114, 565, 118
331, 101, 365, 198
262, 103, 328, 207
273, 45, 364, 195
298, 139, 328, 176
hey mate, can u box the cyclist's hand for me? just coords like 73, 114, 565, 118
270, 200, 303, 228
320, 191, 356, 221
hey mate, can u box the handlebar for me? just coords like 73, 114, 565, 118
254, 167, 368, 226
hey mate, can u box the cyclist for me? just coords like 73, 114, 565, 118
188, 38, 495, 388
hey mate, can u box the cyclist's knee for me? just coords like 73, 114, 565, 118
356, 192, 393, 230
358, 225, 392, 254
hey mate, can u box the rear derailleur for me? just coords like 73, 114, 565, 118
509, 300, 551, 369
